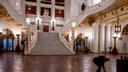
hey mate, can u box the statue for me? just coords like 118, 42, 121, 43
43, 9, 49, 16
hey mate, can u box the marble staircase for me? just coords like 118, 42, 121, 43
28, 32, 74, 55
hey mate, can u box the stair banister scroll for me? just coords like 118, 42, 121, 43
59, 33, 75, 53
24, 25, 38, 54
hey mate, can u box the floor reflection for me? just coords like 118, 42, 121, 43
0, 52, 125, 72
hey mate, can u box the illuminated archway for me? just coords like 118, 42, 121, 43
1, 28, 15, 51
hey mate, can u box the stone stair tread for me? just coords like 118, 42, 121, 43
28, 32, 73, 55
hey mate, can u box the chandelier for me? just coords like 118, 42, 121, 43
115, 18, 121, 34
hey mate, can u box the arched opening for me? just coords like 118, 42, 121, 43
0, 28, 15, 51
121, 24, 128, 54
75, 33, 85, 54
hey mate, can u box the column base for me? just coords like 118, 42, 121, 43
111, 47, 118, 54
15, 45, 21, 52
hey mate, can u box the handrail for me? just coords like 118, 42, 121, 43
30, 25, 38, 52
58, 33, 74, 53
25, 25, 38, 54
0, 0, 26, 25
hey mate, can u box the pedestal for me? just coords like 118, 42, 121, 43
112, 37, 118, 54
84, 37, 89, 53
15, 34, 21, 52
52, 21, 55, 31
37, 20, 40, 30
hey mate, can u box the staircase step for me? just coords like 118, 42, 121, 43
28, 32, 74, 55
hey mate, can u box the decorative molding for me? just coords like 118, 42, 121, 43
94, 0, 128, 23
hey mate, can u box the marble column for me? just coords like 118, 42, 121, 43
92, 23, 100, 52
64, 0, 70, 21
104, 25, 107, 53
36, 0, 41, 30
51, 0, 56, 32
98, 24, 101, 52
51, 0, 55, 19
36, 0, 41, 18
106, 25, 112, 52
21, 0, 26, 17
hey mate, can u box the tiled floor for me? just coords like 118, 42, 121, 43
0, 52, 126, 72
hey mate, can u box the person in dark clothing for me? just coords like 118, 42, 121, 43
93, 56, 109, 72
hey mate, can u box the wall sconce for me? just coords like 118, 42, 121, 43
51, 18, 56, 31
111, 34, 118, 54
36, 17, 41, 30
72, 22, 76, 28
115, 18, 121, 34
71, 22, 76, 53
15, 34, 21, 51
26, 18, 31, 25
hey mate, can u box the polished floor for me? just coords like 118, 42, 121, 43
0, 52, 126, 72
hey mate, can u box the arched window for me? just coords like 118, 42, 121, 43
87, 0, 102, 6
122, 24, 128, 35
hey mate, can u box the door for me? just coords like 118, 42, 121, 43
43, 26, 49, 32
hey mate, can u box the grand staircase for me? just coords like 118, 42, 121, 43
28, 32, 74, 55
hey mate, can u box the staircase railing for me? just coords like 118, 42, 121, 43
24, 25, 38, 54
59, 33, 74, 53
0, 0, 26, 25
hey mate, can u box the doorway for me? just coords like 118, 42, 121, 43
0, 28, 15, 51
75, 33, 85, 54
43, 25, 49, 32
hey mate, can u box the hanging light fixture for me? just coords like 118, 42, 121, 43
115, 18, 121, 34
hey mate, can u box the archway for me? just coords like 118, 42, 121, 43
121, 24, 128, 54
0, 28, 15, 51
75, 33, 85, 53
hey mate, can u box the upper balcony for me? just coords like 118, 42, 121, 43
63, 0, 117, 31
